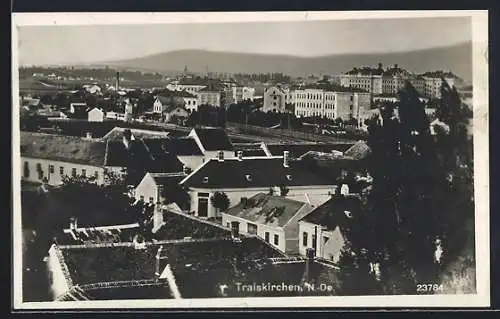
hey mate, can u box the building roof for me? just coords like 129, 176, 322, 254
157, 89, 197, 99
225, 193, 311, 227
149, 172, 186, 187
180, 157, 335, 189
266, 143, 354, 158
191, 128, 234, 151
20, 132, 107, 166
300, 195, 362, 230
164, 138, 203, 156
56, 236, 283, 290
153, 210, 231, 240
177, 77, 210, 86
343, 141, 371, 160
232, 143, 269, 157
102, 127, 170, 141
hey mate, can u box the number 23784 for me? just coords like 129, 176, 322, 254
416, 284, 444, 293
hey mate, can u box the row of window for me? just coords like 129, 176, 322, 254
295, 102, 337, 109
23, 162, 99, 180
227, 221, 281, 246
295, 111, 336, 119
302, 231, 317, 249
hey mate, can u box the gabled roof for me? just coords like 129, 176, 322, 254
157, 89, 197, 99
180, 157, 335, 189
191, 128, 234, 151
149, 172, 186, 187
164, 138, 203, 156
225, 193, 311, 227
343, 141, 371, 160
300, 195, 362, 230
20, 132, 107, 166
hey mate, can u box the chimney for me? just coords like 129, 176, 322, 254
152, 202, 164, 233
182, 164, 191, 175
116, 71, 120, 91
85, 132, 93, 139
240, 197, 248, 208
340, 184, 349, 196
69, 217, 78, 230
283, 151, 290, 168
123, 128, 132, 149
303, 247, 315, 284
230, 221, 240, 238
217, 150, 224, 162
155, 246, 164, 282
378, 62, 383, 70
394, 64, 398, 69
237, 150, 243, 161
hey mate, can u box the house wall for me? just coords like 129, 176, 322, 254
183, 97, 198, 112
198, 92, 221, 107
203, 151, 236, 160
134, 173, 161, 204
21, 157, 106, 186
88, 109, 104, 122
188, 185, 334, 219
283, 205, 314, 255
263, 86, 286, 113
221, 213, 286, 252
153, 99, 163, 113
46, 244, 72, 300
298, 221, 346, 263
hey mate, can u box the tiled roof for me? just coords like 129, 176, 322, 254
20, 132, 107, 166
158, 89, 196, 98
165, 138, 203, 156
180, 157, 335, 189
150, 173, 186, 187
58, 236, 282, 288
102, 127, 170, 141
153, 211, 231, 240
300, 195, 362, 230
225, 193, 311, 227
192, 128, 234, 151
343, 141, 371, 160
232, 143, 268, 157
266, 143, 354, 158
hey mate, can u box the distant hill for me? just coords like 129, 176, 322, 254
91, 42, 473, 82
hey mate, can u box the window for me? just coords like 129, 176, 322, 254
140, 196, 145, 201
149, 197, 154, 203
265, 232, 270, 243
227, 222, 230, 228
94, 171, 99, 179
36, 163, 43, 180
71, 168, 77, 177
49, 165, 54, 174
312, 234, 317, 249
23, 162, 30, 178
60, 167, 64, 175
274, 234, 279, 245
202, 177, 209, 184
48, 271, 53, 285
82, 169, 86, 177
303, 232, 308, 246
247, 223, 257, 235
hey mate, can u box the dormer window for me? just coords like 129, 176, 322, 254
245, 174, 253, 182
203, 177, 209, 183
286, 174, 293, 181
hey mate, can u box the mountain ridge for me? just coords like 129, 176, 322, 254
80, 42, 474, 82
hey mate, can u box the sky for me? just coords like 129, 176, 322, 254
17, 16, 472, 66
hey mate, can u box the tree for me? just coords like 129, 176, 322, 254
211, 192, 230, 215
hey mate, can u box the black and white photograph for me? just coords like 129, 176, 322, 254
11, 11, 489, 309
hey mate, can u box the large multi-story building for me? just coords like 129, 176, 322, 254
292, 86, 371, 122
262, 86, 288, 113
339, 64, 462, 99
